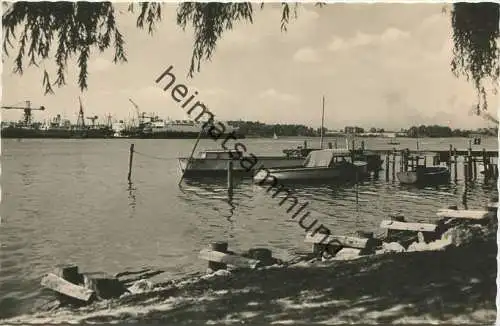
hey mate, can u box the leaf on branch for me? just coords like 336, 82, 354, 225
43, 69, 54, 95
135, 2, 162, 34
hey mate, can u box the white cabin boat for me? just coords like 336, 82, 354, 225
178, 149, 305, 177
253, 149, 368, 184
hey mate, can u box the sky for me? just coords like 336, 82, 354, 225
1, 2, 498, 130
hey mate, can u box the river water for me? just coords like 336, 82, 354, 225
0, 136, 497, 319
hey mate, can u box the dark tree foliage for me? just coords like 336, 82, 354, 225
227, 120, 316, 137
2, 1, 161, 94
2, 1, 499, 114
451, 2, 499, 113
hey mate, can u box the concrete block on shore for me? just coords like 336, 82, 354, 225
199, 249, 260, 271
41, 273, 94, 303
377, 242, 406, 254
82, 272, 128, 300
127, 279, 155, 294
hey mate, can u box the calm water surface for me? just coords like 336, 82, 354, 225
0, 137, 497, 318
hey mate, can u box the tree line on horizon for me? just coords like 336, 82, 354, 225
406, 125, 497, 138
227, 121, 497, 137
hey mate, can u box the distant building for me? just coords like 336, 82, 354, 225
344, 126, 364, 134
395, 131, 408, 137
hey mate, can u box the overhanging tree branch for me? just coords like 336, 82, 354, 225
451, 2, 499, 112
3, 1, 499, 114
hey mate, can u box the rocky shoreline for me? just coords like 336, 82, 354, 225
3, 210, 496, 325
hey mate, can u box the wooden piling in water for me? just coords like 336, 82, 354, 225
404, 149, 409, 172
385, 153, 390, 181
453, 147, 458, 182
482, 148, 489, 179
361, 140, 365, 150
399, 150, 404, 172
463, 162, 468, 182
227, 160, 233, 191
127, 144, 134, 183
391, 149, 396, 180
473, 157, 477, 180
467, 144, 473, 181
447, 144, 452, 170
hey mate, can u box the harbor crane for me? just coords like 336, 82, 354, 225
128, 98, 144, 126
1, 100, 46, 125
86, 115, 99, 127
77, 97, 86, 128
128, 98, 156, 124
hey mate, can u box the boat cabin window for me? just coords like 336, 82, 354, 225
303, 149, 353, 168
331, 156, 351, 165
199, 151, 242, 159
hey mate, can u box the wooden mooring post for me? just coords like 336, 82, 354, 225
127, 144, 135, 183
385, 153, 390, 181
453, 147, 458, 182
467, 142, 473, 182
391, 148, 396, 180
447, 144, 452, 170
482, 148, 489, 179
473, 157, 477, 180
208, 242, 229, 271
404, 149, 409, 172
227, 160, 234, 192
463, 161, 469, 182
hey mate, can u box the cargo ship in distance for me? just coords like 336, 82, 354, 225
117, 98, 244, 139
115, 117, 244, 139
1, 99, 243, 139
1, 99, 114, 139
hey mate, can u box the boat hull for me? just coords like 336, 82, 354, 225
1, 127, 114, 139
254, 162, 368, 184
179, 156, 305, 177
396, 167, 450, 185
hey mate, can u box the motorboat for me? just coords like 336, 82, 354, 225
253, 149, 368, 184
397, 166, 450, 185
178, 149, 305, 177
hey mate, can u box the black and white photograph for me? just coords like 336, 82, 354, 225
0, 1, 498, 324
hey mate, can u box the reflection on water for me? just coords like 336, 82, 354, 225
226, 189, 236, 221
180, 177, 239, 221
127, 181, 137, 208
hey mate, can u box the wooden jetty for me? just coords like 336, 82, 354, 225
349, 141, 499, 182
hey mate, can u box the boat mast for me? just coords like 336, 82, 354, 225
320, 96, 325, 149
